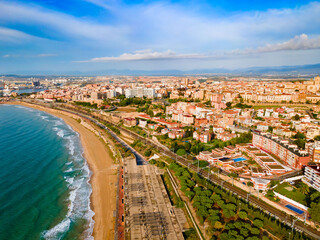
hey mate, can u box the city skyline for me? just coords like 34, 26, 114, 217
1, 0, 320, 73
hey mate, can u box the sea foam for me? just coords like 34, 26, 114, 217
38, 111, 94, 240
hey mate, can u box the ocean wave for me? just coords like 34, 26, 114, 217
64, 168, 73, 173
54, 121, 63, 126
41, 115, 49, 121
66, 137, 75, 156
36, 110, 94, 240
42, 218, 71, 240
83, 162, 95, 240
14, 105, 36, 112
57, 130, 64, 138
65, 177, 74, 186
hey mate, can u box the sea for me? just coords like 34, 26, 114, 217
0, 104, 94, 240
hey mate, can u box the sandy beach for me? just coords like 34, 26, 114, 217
12, 102, 117, 240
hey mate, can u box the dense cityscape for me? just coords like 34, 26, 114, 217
2, 74, 320, 239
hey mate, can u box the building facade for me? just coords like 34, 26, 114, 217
252, 131, 310, 169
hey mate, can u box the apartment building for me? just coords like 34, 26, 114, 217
303, 165, 320, 192
125, 87, 155, 98
252, 131, 310, 169
193, 130, 212, 143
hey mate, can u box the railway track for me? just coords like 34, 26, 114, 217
23, 101, 320, 239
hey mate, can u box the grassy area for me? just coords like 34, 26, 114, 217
274, 182, 307, 205
128, 126, 148, 137
161, 172, 184, 207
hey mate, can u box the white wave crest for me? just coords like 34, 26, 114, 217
57, 130, 64, 138
42, 218, 71, 240
64, 168, 73, 173
41, 111, 94, 240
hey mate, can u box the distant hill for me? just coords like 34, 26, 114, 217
2, 63, 320, 76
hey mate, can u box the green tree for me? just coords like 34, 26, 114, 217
293, 114, 300, 120
251, 227, 260, 235
144, 149, 152, 157
176, 148, 187, 156
240, 227, 249, 237
293, 138, 306, 149
293, 132, 306, 139
247, 181, 254, 187
299, 183, 310, 195
213, 221, 223, 229
310, 202, 320, 223
238, 211, 248, 220
253, 219, 264, 228
184, 142, 192, 152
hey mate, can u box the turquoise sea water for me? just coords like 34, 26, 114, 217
0, 105, 94, 240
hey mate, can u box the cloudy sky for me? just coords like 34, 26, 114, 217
1, 0, 320, 73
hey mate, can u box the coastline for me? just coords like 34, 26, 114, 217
11, 102, 117, 240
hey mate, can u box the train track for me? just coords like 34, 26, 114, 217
23, 101, 320, 239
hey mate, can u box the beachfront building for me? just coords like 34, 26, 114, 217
252, 131, 310, 169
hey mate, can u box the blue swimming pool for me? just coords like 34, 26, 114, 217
285, 204, 304, 214
233, 157, 247, 162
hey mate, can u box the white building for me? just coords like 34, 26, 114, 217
125, 88, 155, 98
303, 165, 320, 192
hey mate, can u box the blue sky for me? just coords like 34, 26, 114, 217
0, 0, 320, 74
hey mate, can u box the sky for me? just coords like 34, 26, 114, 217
0, 0, 320, 74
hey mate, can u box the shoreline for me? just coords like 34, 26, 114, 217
10, 102, 117, 240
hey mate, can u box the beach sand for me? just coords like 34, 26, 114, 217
13, 102, 117, 240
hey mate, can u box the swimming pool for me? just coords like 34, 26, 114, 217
233, 157, 247, 162
285, 204, 304, 214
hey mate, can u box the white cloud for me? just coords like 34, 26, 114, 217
257, 34, 320, 52
84, 0, 320, 51
1, 0, 320, 52
3, 54, 11, 58
80, 34, 320, 63
82, 49, 207, 62
0, 27, 39, 42
230, 34, 320, 55
0, 1, 127, 43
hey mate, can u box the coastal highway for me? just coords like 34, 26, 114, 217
22, 101, 320, 239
